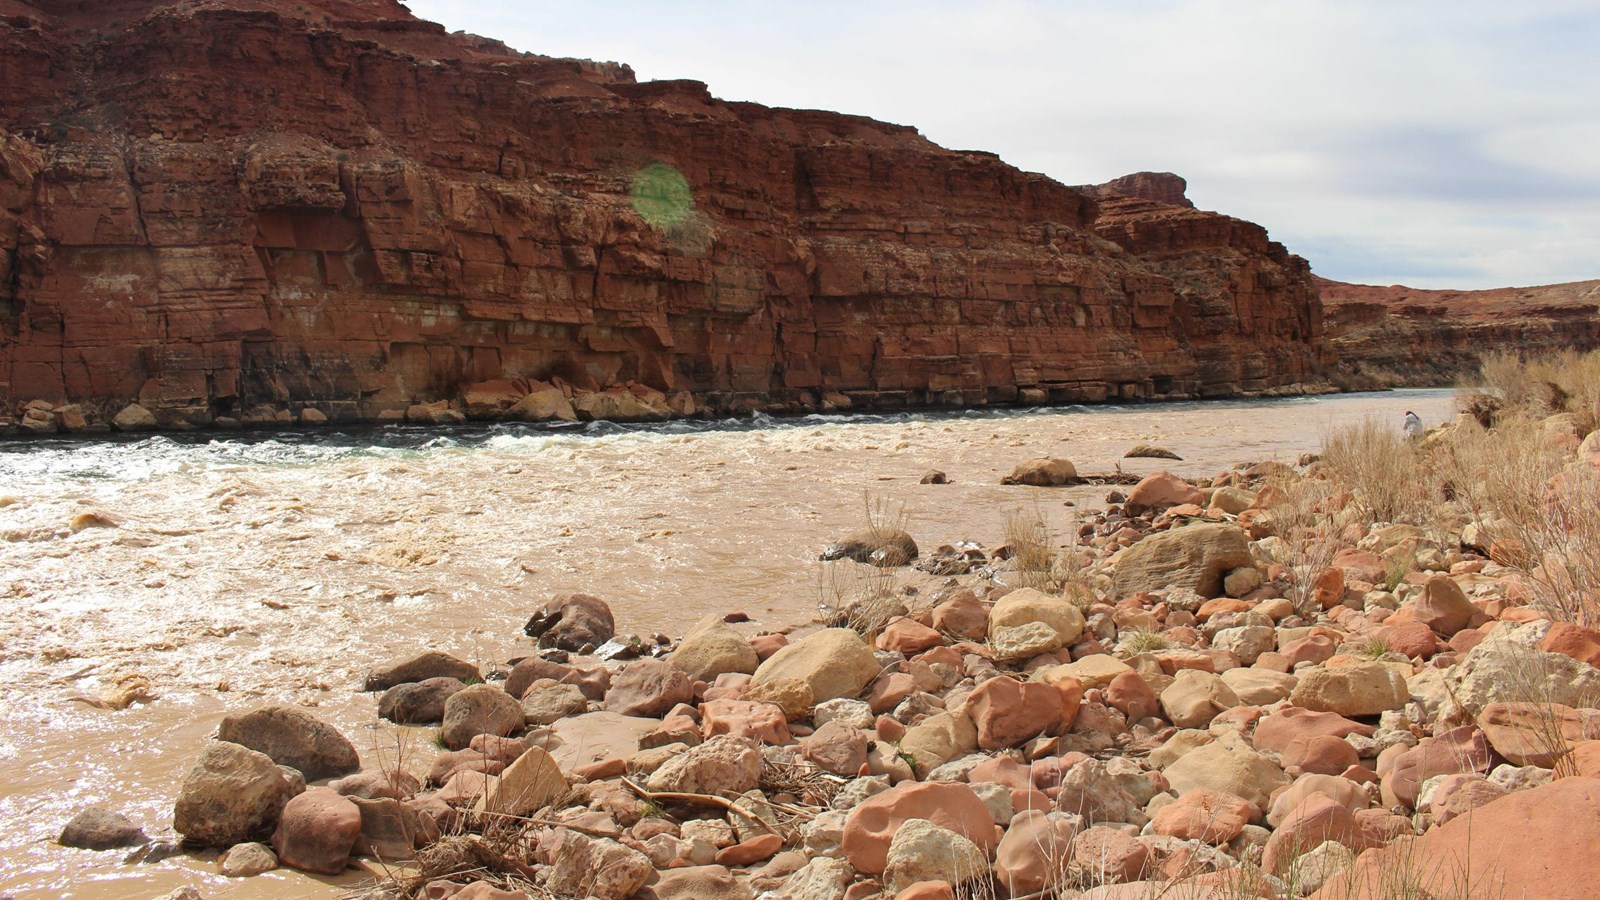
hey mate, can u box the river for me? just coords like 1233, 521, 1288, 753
0, 389, 1455, 898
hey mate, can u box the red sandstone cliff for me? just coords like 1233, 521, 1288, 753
1320, 277, 1600, 388
0, 0, 1325, 430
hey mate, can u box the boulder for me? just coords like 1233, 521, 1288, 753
218, 841, 278, 876
701, 699, 792, 744
800, 720, 870, 776
822, 529, 919, 566
773, 856, 853, 900
58, 806, 148, 850
964, 676, 1063, 749
508, 387, 578, 422
898, 711, 979, 777
1054, 758, 1151, 827
1261, 794, 1375, 877
1379, 725, 1492, 810
753, 628, 878, 704
544, 830, 654, 900
1001, 457, 1079, 486
217, 706, 360, 782
1110, 523, 1253, 599
505, 656, 611, 701
671, 614, 760, 682
655, 865, 755, 900
883, 819, 990, 893
520, 679, 589, 726
1253, 707, 1373, 754
647, 734, 762, 794
378, 676, 468, 724
1159, 669, 1241, 729
1150, 789, 1257, 844
842, 781, 997, 874
174, 741, 301, 846
1163, 731, 1289, 810
271, 787, 361, 875
1289, 662, 1409, 717
877, 617, 945, 655
1073, 825, 1149, 885
363, 651, 481, 691
988, 587, 1085, 648
994, 810, 1077, 895
1125, 471, 1204, 511
931, 594, 989, 642
1220, 668, 1297, 706
1476, 702, 1600, 768
1405, 574, 1479, 636
440, 684, 526, 750
112, 403, 159, 431
475, 746, 567, 817
524, 594, 616, 652
350, 796, 423, 861
606, 658, 695, 717
1316, 779, 1600, 899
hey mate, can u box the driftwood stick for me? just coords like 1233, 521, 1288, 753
619, 777, 777, 835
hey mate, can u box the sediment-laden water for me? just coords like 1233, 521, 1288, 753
0, 390, 1454, 897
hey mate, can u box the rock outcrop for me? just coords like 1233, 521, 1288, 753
0, 2, 1324, 430
1321, 277, 1600, 388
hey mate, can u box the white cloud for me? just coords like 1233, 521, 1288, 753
403, 0, 1600, 289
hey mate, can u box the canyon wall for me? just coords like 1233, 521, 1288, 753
0, 1, 1329, 429
1320, 278, 1600, 389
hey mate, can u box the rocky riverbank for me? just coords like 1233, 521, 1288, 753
69, 406, 1600, 900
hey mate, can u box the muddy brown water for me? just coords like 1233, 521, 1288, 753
0, 390, 1454, 898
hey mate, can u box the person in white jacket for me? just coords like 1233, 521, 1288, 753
1403, 410, 1423, 439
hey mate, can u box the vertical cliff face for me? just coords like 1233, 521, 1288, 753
0, 0, 1327, 428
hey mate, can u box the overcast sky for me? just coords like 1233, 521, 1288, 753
405, 1, 1598, 290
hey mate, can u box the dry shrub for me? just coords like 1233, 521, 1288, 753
1260, 469, 1342, 614
1440, 415, 1600, 626
1319, 417, 1430, 526
1475, 348, 1600, 434
1003, 504, 1054, 590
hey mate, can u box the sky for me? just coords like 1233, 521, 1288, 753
404, 1, 1599, 290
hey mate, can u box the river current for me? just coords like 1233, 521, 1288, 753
0, 389, 1454, 897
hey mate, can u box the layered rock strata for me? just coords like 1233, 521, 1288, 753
1320, 277, 1600, 389
0, 1, 1325, 429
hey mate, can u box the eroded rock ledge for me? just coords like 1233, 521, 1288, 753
0, 1, 1327, 432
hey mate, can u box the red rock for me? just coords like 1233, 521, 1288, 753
964, 676, 1063, 750
893, 883, 955, 900
1321, 279, 1600, 392
605, 659, 694, 718
867, 672, 917, 715
1316, 777, 1600, 900
1539, 622, 1600, 669
1150, 789, 1257, 844
877, 617, 945, 655
1331, 550, 1385, 585
1126, 471, 1204, 511
1253, 707, 1374, 754
506, 657, 610, 702
931, 595, 989, 642
1072, 825, 1149, 884
0, 7, 1324, 428
1374, 620, 1437, 658
994, 810, 1076, 895
1379, 725, 1492, 810
1406, 575, 1479, 637
1278, 634, 1337, 667
748, 634, 788, 660
699, 699, 791, 745
1426, 773, 1506, 826
1312, 567, 1346, 609
842, 782, 997, 875
1104, 671, 1159, 722
1281, 734, 1359, 776
799, 721, 869, 776
1195, 598, 1251, 622
272, 787, 361, 876
1477, 702, 1600, 768
714, 833, 782, 867
1261, 794, 1377, 876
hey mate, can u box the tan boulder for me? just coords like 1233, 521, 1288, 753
753, 628, 878, 704
842, 781, 998, 874
1163, 731, 1289, 810
1001, 457, 1079, 486
1159, 669, 1241, 729
1289, 661, 1409, 717
1125, 470, 1204, 511
1110, 523, 1253, 599
670, 615, 759, 682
